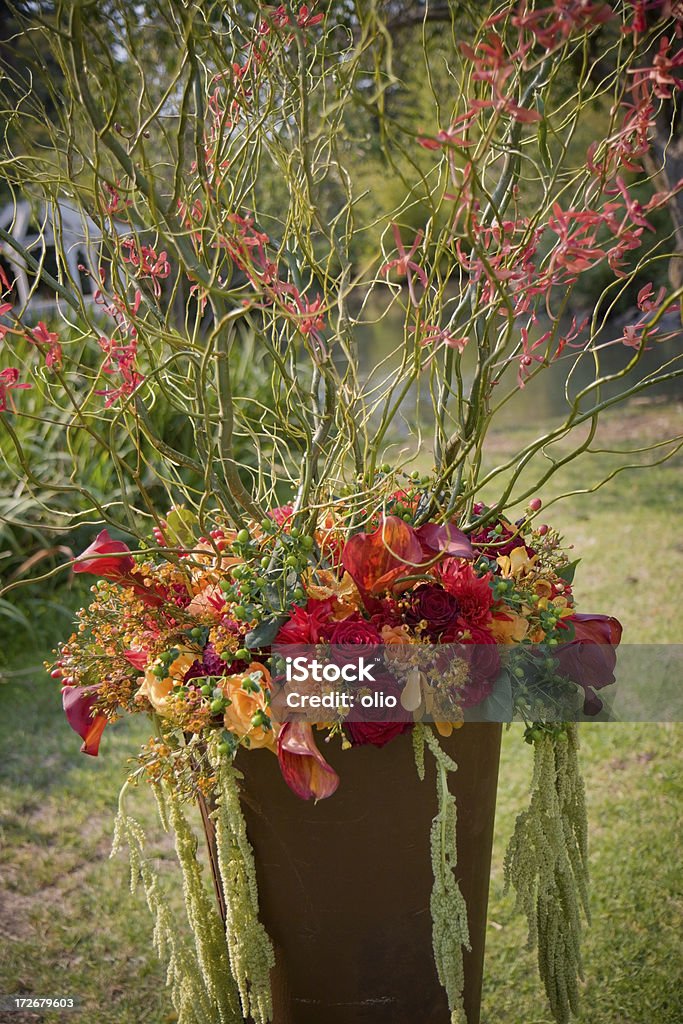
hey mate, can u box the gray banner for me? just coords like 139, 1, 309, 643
268, 644, 683, 723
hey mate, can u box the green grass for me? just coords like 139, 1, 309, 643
1, 399, 681, 1023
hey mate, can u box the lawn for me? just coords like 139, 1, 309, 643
1, 398, 681, 1023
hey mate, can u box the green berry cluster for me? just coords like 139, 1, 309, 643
152, 647, 182, 678
523, 722, 569, 744
220, 521, 317, 618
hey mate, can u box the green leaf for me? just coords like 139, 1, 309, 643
557, 558, 580, 584
468, 670, 513, 723
244, 615, 287, 650
164, 507, 199, 547
0, 598, 31, 631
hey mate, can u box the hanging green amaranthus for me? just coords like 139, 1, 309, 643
112, 784, 237, 1024
504, 724, 590, 1024
211, 743, 275, 1024
421, 726, 471, 1024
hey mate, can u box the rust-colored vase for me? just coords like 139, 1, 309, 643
226, 724, 502, 1024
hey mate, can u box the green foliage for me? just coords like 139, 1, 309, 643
212, 746, 275, 1024
504, 725, 590, 1024
112, 796, 214, 1024
424, 727, 470, 1023
159, 785, 242, 1024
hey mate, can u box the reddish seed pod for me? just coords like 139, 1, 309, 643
538, 524, 548, 536
529, 498, 542, 512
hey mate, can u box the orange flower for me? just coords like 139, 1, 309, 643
221, 662, 277, 751
136, 649, 197, 717
187, 584, 226, 621
490, 610, 529, 644
304, 569, 362, 618
497, 545, 538, 579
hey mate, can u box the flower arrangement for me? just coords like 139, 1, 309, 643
1, 2, 679, 1022
53, 483, 621, 1023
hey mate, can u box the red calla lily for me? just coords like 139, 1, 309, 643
557, 613, 623, 714
342, 515, 426, 598
62, 685, 108, 756
415, 522, 473, 560
277, 722, 339, 801
73, 529, 135, 578
73, 530, 164, 607
571, 613, 623, 648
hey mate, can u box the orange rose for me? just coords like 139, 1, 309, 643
136, 649, 197, 717
221, 662, 277, 751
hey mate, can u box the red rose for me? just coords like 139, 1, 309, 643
345, 671, 413, 747
404, 584, 459, 639
323, 613, 382, 657
346, 718, 412, 747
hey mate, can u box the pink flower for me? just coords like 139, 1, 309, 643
0, 368, 31, 411
631, 35, 683, 99
29, 321, 63, 369
416, 323, 468, 359
289, 292, 325, 337
418, 114, 476, 151
517, 326, 552, 387
121, 238, 171, 296
637, 282, 667, 313
297, 4, 323, 27
380, 223, 428, 306
94, 365, 144, 407
620, 321, 657, 348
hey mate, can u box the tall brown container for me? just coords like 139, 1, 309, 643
228, 723, 502, 1024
